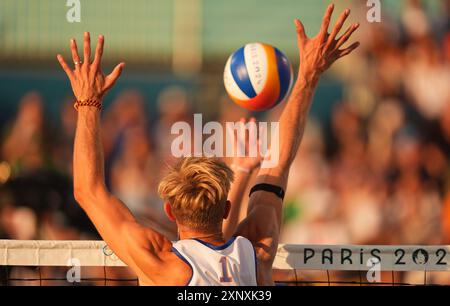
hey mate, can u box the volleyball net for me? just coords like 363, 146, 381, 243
1, 240, 450, 286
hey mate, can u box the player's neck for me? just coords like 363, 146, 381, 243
178, 227, 226, 245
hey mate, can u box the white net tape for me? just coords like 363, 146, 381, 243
1, 240, 449, 272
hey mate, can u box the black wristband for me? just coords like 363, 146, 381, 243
249, 183, 285, 201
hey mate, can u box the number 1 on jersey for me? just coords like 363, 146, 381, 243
219, 256, 232, 282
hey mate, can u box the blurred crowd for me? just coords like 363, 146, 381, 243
281, 0, 450, 247
0, 0, 449, 285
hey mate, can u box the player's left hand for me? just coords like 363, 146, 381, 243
57, 32, 125, 102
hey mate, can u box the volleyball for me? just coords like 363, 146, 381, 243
223, 42, 294, 111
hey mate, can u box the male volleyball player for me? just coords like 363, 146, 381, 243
57, 4, 359, 285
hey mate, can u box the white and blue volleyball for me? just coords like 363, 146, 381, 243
224, 42, 294, 111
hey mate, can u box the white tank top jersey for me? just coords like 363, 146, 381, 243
171, 236, 258, 286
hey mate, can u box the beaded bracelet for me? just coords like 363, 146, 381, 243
73, 99, 102, 111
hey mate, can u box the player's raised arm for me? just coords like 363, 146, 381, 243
223, 118, 263, 240
57, 33, 171, 279
235, 4, 360, 284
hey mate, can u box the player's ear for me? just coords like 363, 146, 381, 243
164, 202, 176, 222
223, 200, 231, 220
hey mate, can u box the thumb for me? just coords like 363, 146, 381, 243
294, 19, 307, 45
104, 62, 125, 91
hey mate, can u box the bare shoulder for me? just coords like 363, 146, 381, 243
149, 250, 192, 286
136, 243, 192, 286
122, 224, 191, 285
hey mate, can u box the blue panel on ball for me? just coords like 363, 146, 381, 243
230, 46, 257, 98
275, 48, 292, 104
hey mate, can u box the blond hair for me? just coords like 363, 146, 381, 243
158, 157, 234, 231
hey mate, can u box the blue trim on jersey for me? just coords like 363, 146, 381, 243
192, 236, 237, 251
252, 245, 258, 284
275, 48, 292, 105
171, 246, 194, 286
230, 47, 257, 98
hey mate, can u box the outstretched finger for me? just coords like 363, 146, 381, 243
92, 35, 104, 72
335, 23, 359, 50
233, 118, 247, 157
336, 41, 360, 58
104, 62, 125, 91
319, 3, 334, 40
248, 117, 258, 158
245, 117, 252, 147
70, 39, 81, 72
57, 54, 74, 80
83, 32, 91, 68
241, 118, 250, 155
325, 9, 350, 50
226, 121, 236, 143
294, 19, 307, 46
257, 122, 267, 159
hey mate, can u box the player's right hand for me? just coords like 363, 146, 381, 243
294, 3, 360, 83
